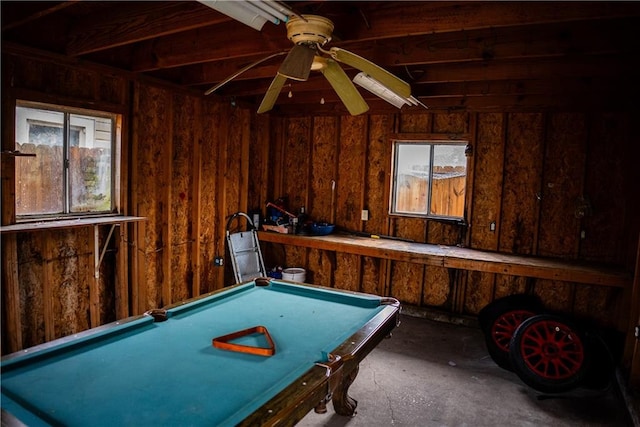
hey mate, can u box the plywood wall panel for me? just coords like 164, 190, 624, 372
432, 112, 469, 134
399, 113, 429, 133
199, 101, 222, 293
494, 275, 529, 299
464, 270, 495, 314
426, 221, 462, 246
51, 66, 95, 100
534, 280, 573, 312
17, 233, 45, 348
470, 113, 505, 250
283, 245, 307, 272
573, 285, 620, 328
224, 108, 250, 217
499, 113, 544, 255
364, 115, 393, 234
48, 229, 91, 340
310, 116, 338, 223
283, 117, 311, 213
538, 112, 587, 258
422, 266, 452, 307
334, 253, 361, 292
132, 82, 172, 309
169, 93, 196, 302
248, 113, 270, 213
361, 257, 383, 296
581, 113, 629, 265
336, 115, 368, 230
389, 217, 426, 305
306, 248, 335, 287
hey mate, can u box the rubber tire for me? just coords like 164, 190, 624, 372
509, 314, 590, 393
580, 330, 616, 390
478, 294, 543, 370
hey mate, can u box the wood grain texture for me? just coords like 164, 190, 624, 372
133, 82, 171, 309
337, 115, 367, 230
499, 113, 544, 255
470, 113, 504, 250
538, 112, 586, 259
363, 115, 393, 235
170, 93, 195, 303
581, 113, 629, 265
310, 116, 338, 223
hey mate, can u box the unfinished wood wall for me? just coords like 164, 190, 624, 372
1, 48, 638, 357
1, 52, 244, 353
253, 110, 639, 331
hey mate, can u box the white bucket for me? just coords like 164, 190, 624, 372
282, 268, 306, 282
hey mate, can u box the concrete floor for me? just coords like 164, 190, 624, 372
298, 314, 634, 427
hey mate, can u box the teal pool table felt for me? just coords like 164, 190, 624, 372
1, 280, 387, 426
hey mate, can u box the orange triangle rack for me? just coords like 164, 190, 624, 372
212, 325, 276, 357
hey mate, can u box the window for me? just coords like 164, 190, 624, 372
390, 140, 468, 219
15, 101, 119, 219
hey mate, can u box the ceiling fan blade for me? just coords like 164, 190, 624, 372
205, 51, 287, 95
257, 73, 287, 113
320, 58, 369, 116
278, 44, 315, 81
329, 47, 411, 98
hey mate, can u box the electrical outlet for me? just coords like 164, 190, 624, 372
214, 256, 224, 266
361, 210, 369, 221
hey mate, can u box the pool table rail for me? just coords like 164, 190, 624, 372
238, 297, 401, 426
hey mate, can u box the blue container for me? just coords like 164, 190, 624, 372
311, 222, 335, 236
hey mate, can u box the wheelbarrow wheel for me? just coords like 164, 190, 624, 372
509, 314, 590, 393
478, 294, 543, 370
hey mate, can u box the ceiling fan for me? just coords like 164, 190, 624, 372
203, 12, 426, 115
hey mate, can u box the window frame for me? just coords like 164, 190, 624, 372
14, 100, 121, 221
389, 138, 470, 221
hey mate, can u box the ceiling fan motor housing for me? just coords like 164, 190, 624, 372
286, 15, 334, 46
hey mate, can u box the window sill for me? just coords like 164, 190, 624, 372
1, 215, 146, 234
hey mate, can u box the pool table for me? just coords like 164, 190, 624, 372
1, 278, 400, 426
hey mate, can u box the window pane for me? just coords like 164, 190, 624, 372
394, 144, 430, 214
431, 145, 467, 217
15, 107, 64, 215
69, 114, 112, 213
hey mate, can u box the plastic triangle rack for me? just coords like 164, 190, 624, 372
212, 325, 276, 357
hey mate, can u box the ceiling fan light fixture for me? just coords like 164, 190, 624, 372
251, 1, 290, 23
198, 0, 294, 31
286, 15, 334, 46
353, 72, 414, 109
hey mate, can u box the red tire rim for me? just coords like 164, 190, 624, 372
517, 318, 585, 380
491, 310, 536, 352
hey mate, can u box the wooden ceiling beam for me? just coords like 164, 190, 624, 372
126, 2, 640, 73
201, 53, 632, 99
66, 2, 231, 56
130, 22, 290, 72
338, 1, 640, 42
1, 1, 76, 32
179, 16, 639, 88
375, 17, 639, 66
410, 54, 634, 84
268, 91, 636, 116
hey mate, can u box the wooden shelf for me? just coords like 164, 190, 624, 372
1, 216, 146, 234
257, 231, 632, 288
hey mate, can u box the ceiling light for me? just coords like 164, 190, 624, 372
198, 0, 294, 31
353, 72, 427, 109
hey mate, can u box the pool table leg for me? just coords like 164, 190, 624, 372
332, 364, 359, 416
